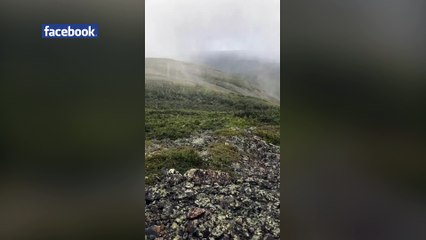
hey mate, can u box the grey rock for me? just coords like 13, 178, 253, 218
145, 129, 280, 239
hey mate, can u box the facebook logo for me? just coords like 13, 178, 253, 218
42, 24, 98, 39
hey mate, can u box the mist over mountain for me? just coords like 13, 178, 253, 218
145, 0, 280, 101
146, 57, 279, 103
191, 51, 280, 100
146, 0, 280, 62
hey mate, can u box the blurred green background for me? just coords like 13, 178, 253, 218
0, 1, 144, 239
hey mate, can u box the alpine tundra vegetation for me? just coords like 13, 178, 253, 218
145, 58, 280, 239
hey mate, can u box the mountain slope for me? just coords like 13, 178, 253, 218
145, 58, 278, 104
145, 58, 280, 238
192, 51, 280, 100
145, 58, 280, 141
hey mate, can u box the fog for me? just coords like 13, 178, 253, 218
145, 0, 280, 62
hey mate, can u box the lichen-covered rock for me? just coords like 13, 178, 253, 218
184, 169, 231, 185
145, 129, 280, 239
187, 207, 206, 220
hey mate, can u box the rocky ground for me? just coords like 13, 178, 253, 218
145, 129, 280, 239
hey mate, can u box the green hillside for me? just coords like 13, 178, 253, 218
145, 59, 281, 238
145, 58, 280, 140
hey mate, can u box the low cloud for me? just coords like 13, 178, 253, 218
145, 0, 280, 62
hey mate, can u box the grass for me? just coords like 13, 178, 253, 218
207, 143, 240, 171
144, 62, 280, 184
145, 147, 203, 184
145, 109, 252, 140
145, 143, 242, 185
145, 81, 279, 140
254, 125, 281, 145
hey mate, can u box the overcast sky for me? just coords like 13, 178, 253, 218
145, 0, 280, 62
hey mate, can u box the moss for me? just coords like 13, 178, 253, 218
145, 147, 203, 185
214, 128, 245, 137
145, 143, 243, 185
145, 80, 280, 141
145, 109, 252, 140
207, 143, 240, 172
145, 140, 153, 148
254, 125, 280, 145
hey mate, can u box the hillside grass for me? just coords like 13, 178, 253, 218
145, 81, 279, 140
207, 143, 241, 171
145, 143, 241, 185
145, 147, 203, 184
145, 63, 280, 185
254, 125, 281, 145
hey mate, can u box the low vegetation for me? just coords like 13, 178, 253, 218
145, 81, 279, 140
207, 143, 240, 171
254, 125, 281, 145
145, 59, 280, 185
145, 147, 203, 184
145, 109, 250, 140
145, 143, 241, 184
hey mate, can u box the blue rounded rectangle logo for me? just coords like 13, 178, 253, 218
42, 24, 98, 39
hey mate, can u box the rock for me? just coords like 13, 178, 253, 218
200, 150, 209, 157
145, 128, 280, 239
184, 169, 231, 185
167, 168, 178, 175
187, 207, 206, 220
145, 225, 163, 238
192, 137, 205, 146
